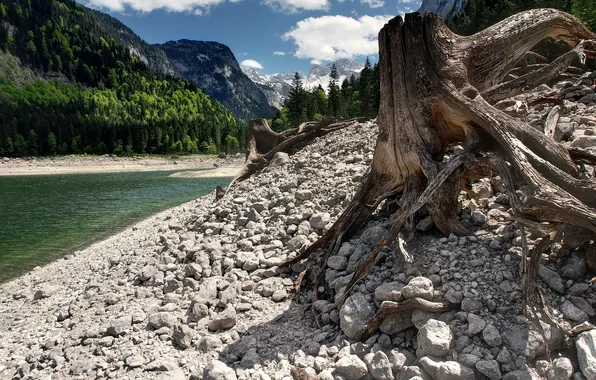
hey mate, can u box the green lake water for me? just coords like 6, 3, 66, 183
0, 170, 232, 282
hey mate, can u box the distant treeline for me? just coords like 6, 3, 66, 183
0, 0, 244, 156
272, 59, 380, 130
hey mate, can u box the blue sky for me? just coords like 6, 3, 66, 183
81, 0, 421, 74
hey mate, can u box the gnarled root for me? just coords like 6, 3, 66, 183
286, 9, 596, 338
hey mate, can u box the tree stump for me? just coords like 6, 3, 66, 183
288, 9, 596, 315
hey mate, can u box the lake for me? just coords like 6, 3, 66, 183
0, 170, 232, 282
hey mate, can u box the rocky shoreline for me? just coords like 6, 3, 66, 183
1, 73, 596, 380
0, 155, 244, 176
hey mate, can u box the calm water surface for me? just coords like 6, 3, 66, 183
0, 170, 231, 282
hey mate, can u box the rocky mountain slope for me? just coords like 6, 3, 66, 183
418, 0, 467, 19
1, 72, 596, 379
241, 59, 365, 109
157, 40, 277, 120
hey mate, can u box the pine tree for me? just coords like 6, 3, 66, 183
359, 57, 372, 117
288, 71, 306, 128
327, 63, 341, 117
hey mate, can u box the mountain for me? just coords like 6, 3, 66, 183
0, 0, 242, 157
241, 59, 364, 109
418, 0, 467, 19
156, 40, 277, 120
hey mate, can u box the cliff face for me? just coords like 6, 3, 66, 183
418, 0, 467, 19
157, 40, 277, 119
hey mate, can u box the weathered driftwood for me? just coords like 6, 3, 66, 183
287, 9, 596, 328
227, 117, 363, 191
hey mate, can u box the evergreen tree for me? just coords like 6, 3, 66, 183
359, 57, 372, 117
327, 63, 341, 117
287, 72, 306, 128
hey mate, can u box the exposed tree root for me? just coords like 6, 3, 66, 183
283, 9, 596, 338
227, 117, 363, 192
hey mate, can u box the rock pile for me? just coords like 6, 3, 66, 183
1, 72, 596, 380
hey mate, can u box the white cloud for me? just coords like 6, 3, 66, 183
283, 15, 392, 61
84, 0, 229, 13
311, 59, 322, 64
240, 59, 264, 69
273, 51, 286, 56
262, 0, 329, 13
361, 0, 384, 8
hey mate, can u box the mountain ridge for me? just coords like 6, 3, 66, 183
241, 59, 365, 109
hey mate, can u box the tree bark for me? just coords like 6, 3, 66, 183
288, 9, 596, 319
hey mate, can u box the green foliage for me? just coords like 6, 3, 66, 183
0, 0, 245, 157
271, 60, 381, 128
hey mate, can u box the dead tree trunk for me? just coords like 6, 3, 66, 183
288, 9, 596, 312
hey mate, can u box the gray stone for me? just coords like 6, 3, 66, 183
208, 305, 237, 331
467, 313, 486, 335
420, 357, 474, 380
569, 283, 590, 296
368, 351, 392, 380
126, 355, 145, 368
379, 305, 413, 335
328, 256, 348, 270
416, 216, 435, 232
188, 301, 209, 322
361, 225, 387, 247
461, 298, 482, 312
561, 255, 586, 280
203, 360, 237, 380
471, 181, 493, 199
33, 285, 59, 300
387, 349, 407, 373
555, 122, 576, 142
482, 324, 502, 347
561, 300, 589, 322
571, 296, 596, 317
138, 265, 158, 281
444, 289, 464, 304
402, 277, 434, 300
149, 312, 177, 330
476, 360, 502, 380
340, 293, 376, 341
310, 213, 331, 230
548, 357, 573, 380
399, 366, 431, 380
295, 190, 314, 201
417, 319, 453, 358
106, 315, 131, 337
335, 355, 368, 379
576, 330, 596, 379
375, 282, 404, 302
287, 234, 310, 251
503, 322, 563, 360
198, 335, 223, 352
538, 265, 565, 294
270, 152, 290, 167
471, 210, 487, 225
173, 324, 194, 349
570, 135, 596, 148
502, 371, 533, 380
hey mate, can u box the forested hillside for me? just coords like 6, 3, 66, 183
0, 0, 243, 156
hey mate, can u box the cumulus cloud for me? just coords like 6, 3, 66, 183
361, 0, 384, 8
240, 59, 264, 69
283, 15, 391, 61
262, 0, 329, 13
84, 0, 229, 13
273, 51, 286, 56
311, 59, 322, 64
84, 0, 327, 14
